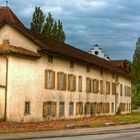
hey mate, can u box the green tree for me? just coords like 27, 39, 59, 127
57, 20, 66, 42
42, 12, 54, 37
30, 7, 66, 42
132, 37, 140, 109
30, 6, 45, 33
42, 13, 66, 42
51, 21, 58, 39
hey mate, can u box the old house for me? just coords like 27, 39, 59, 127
0, 7, 131, 122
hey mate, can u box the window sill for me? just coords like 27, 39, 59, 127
24, 113, 30, 116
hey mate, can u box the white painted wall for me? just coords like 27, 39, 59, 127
0, 24, 131, 122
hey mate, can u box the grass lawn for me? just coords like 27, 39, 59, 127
99, 112, 140, 123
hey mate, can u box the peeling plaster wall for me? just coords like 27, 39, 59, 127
6, 55, 131, 122
0, 25, 39, 53
0, 57, 6, 119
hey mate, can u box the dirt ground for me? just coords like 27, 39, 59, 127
0, 117, 120, 133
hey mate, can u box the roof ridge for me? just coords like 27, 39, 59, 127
0, 6, 25, 29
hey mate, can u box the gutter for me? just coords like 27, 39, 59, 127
2, 54, 8, 121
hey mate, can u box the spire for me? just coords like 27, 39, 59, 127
6, 0, 8, 7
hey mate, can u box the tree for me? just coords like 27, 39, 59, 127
30, 6, 45, 33
131, 37, 140, 109
42, 12, 54, 37
30, 7, 66, 42
51, 21, 58, 39
57, 20, 66, 42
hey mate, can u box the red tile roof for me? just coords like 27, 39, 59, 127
0, 6, 131, 78
110, 60, 131, 73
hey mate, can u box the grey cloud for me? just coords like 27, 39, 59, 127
1, 0, 140, 60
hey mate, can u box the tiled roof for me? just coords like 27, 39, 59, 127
0, 43, 40, 57
110, 60, 131, 73
0, 6, 131, 78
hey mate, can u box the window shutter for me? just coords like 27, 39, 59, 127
43, 102, 48, 117
74, 75, 76, 91
57, 72, 59, 90
76, 103, 79, 115
52, 102, 57, 117
64, 73, 67, 90
52, 71, 55, 89
96, 80, 99, 93
45, 70, 48, 89
68, 74, 70, 91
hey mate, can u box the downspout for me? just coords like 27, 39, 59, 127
2, 54, 8, 121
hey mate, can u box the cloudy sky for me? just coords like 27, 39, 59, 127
1, 0, 140, 60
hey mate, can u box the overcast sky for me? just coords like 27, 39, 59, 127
1, 0, 140, 60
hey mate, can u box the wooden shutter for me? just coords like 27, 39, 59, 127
45, 70, 48, 89
43, 102, 48, 117
68, 74, 70, 91
93, 79, 95, 93
52, 71, 55, 89
52, 102, 57, 117
76, 103, 79, 115
74, 75, 76, 91
57, 72, 59, 90
90, 103, 94, 115
96, 80, 99, 93
64, 73, 67, 90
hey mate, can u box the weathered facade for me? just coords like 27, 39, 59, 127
0, 7, 131, 122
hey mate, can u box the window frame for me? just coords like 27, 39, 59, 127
24, 101, 30, 115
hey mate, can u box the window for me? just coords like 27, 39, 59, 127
97, 103, 101, 113
112, 103, 114, 113
76, 102, 83, 115
48, 55, 53, 63
128, 87, 131, 97
85, 102, 90, 115
78, 76, 82, 92
59, 102, 65, 117
47, 102, 52, 116
106, 81, 110, 95
125, 86, 127, 96
86, 78, 91, 93
68, 74, 76, 91
70, 61, 74, 68
100, 80, 103, 94
45, 70, 55, 89
43, 102, 57, 117
125, 86, 131, 97
103, 103, 109, 113
100, 70, 103, 76
87, 65, 90, 72
57, 72, 66, 90
120, 84, 123, 96
100, 102, 103, 113
93, 79, 99, 93
24, 102, 30, 115
95, 51, 99, 55
94, 102, 97, 113
112, 82, 116, 95
69, 102, 74, 116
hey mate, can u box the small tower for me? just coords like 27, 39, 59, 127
88, 44, 110, 60
6, 0, 8, 7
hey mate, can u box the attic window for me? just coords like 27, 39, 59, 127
48, 55, 53, 63
70, 61, 74, 68
87, 65, 90, 72
95, 51, 99, 55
